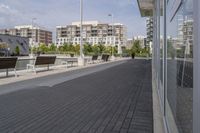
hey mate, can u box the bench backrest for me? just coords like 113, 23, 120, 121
92, 55, 98, 61
35, 56, 56, 66
0, 57, 18, 69
101, 54, 106, 61
105, 55, 110, 61
101, 54, 109, 61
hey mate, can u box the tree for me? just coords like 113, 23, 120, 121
92, 44, 100, 55
113, 46, 118, 55
83, 44, 93, 55
15, 46, 20, 55
131, 40, 142, 54
31, 46, 38, 53
39, 43, 49, 53
58, 46, 64, 52
74, 44, 80, 55
167, 39, 176, 58
105, 46, 112, 54
68, 44, 75, 52
49, 44, 57, 52
98, 44, 105, 54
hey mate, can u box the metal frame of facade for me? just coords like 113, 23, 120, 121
143, 0, 197, 132
137, 0, 198, 132
193, 0, 200, 132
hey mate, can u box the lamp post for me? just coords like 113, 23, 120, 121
30, 18, 37, 58
78, 0, 85, 66
108, 14, 115, 60
6, 43, 10, 57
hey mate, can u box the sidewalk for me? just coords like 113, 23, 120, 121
0, 58, 129, 86
0, 58, 128, 95
0, 59, 153, 133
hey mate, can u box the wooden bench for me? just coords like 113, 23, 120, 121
27, 56, 56, 73
88, 55, 98, 64
101, 54, 110, 62
0, 57, 18, 77
92, 55, 98, 63
61, 58, 78, 68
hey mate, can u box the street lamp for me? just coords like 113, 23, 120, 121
78, 0, 85, 66
30, 18, 37, 58
108, 14, 115, 60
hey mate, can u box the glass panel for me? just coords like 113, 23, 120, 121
160, 0, 164, 85
166, 0, 193, 133
159, 0, 164, 104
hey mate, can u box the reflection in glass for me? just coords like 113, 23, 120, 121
159, 0, 164, 105
166, 0, 193, 133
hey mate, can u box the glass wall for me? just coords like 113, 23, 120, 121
166, 0, 193, 133
152, 0, 194, 132
159, 0, 165, 107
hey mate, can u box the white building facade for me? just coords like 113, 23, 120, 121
56, 21, 127, 48
0, 25, 53, 47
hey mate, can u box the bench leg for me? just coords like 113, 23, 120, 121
47, 65, 49, 71
27, 64, 36, 74
33, 66, 36, 74
61, 61, 68, 69
6, 69, 8, 77
65, 62, 68, 69
14, 68, 18, 77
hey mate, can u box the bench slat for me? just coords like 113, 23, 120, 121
0, 58, 18, 69
35, 56, 56, 66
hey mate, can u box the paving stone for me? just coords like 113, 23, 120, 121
0, 59, 153, 133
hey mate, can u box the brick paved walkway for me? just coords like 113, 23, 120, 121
0, 59, 153, 133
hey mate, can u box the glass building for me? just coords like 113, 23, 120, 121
137, 0, 199, 133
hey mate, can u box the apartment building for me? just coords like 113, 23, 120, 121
133, 36, 147, 48
0, 25, 52, 46
146, 17, 153, 44
56, 21, 127, 47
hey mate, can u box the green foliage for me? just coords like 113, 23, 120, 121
92, 44, 100, 55
167, 40, 176, 58
105, 46, 112, 54
98, 44, 106, 54
131, 40, 142, 54
74, 44, 80, 55
15, 46, 20, 55
29, 43, 130, 57
83, 44, 93, 55
113, 46, 118, 55
68, 44, 75, 52
49, 44, 57, 51
38, 43, 49, 53
128, 40, 150, 57
31, 46, 38, 53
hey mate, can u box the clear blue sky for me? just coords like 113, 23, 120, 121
0, 0, 146, 39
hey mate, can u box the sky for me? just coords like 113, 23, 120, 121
0, 0, 146, 40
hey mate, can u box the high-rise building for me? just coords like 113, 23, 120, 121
0, 25, 53, 46
56, 21, 127, 47
133, 36, 147, 48
146, 17, 153, 44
